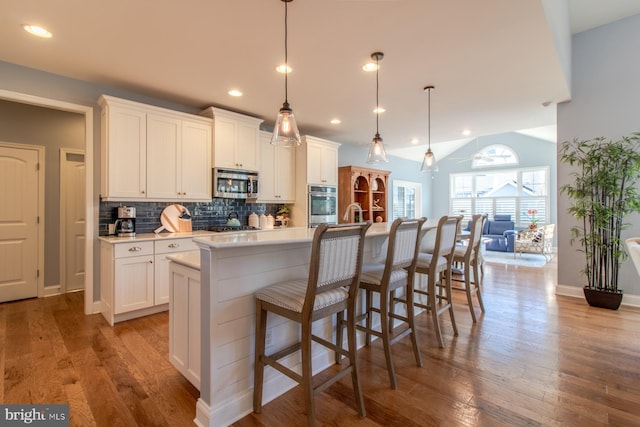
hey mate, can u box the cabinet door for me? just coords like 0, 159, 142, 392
154, 254, 171, 305
321, 144, 339, 186
276, 145, 296, 201
237, 122, 259, 170
213, 116, 237, 169
306, 141, 324, 185
114, 255, 154, 314
169, 264, 201, 389
146, 113, 180, 199
104, 106, 147, 199
258, 141, 277, 202
180, 120, 212, 200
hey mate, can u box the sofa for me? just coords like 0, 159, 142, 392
466, 214, 515, 252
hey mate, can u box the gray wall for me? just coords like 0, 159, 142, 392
430, 132, 557, 225
339, 144, 434, 218
0, 100, 84, 288
557, 13, 640, 295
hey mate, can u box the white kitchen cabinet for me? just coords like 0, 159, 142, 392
100, 240, 156, 325
290, 135, 341, 227
202, 107, 263, 171
100, 99, 147, 200
100, 236, 201, 325
99, 95, 212, 202
258, 131, 295, 202
154, 238, 199, 306
302, 135, 340, 186
146, 114, 212, 201
169, 261, 201, 389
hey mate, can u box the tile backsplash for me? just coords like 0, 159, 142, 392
99, 199, 288, 235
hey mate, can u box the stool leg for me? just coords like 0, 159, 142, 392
335, 310, 344, 364
406, 277, 422, 367
473, 258, 486, 313
301, 321, 315, 426
429, 274, 444, 348
379, 290, 397, 389
445, 269, 458, 336
347, 306, 366, 418
253, 300, 267, 413
365, 289, 373, 346
464, 262, 477, 322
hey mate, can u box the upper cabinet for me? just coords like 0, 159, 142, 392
201, 107, 263, 171
299, 136, 340, 186
99, 95, 212, 202
258, 131, 296, 203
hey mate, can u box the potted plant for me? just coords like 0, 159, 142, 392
559, 133, 640, 309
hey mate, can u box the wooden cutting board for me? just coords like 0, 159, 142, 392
158, 204, 191, 233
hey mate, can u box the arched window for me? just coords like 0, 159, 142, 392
471, 144, 518, 168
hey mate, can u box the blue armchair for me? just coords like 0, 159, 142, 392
482, 215, 515, 252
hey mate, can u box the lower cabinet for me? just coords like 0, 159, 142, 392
169, 262, 201, 389
100, 236, 199, 325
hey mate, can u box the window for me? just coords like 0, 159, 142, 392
392, 180, 422, 220
471, 144, 518, 168
450, 167, 549, 226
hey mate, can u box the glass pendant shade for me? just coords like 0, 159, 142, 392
367, 133, 388, 163
271, 0, 301, 147
420, 85, 437, 172
271, 101, 301, 146
420, 147, 438, 172
366, 51, 389, 164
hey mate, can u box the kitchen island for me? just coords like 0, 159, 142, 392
189, 221, 436, 427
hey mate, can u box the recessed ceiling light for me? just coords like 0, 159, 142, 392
462, 129, 471, 136
373, 107, 385, 114
362, 62, 378, 72
23, 24, 52, 38
276, 64, 292, 74
330, 118, 341, 124
228, 89, 242, 97
411, 138, 419, 145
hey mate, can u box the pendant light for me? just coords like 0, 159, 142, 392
270, 0, 302, 147
366, 52, 389, 163
420, 85, 438, 172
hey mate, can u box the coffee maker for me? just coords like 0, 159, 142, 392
115, 206, 136, 237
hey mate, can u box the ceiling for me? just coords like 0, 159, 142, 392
2, 0, 639, 161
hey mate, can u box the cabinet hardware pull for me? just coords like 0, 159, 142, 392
129, 246, 142, 252
168, 243, 179, 248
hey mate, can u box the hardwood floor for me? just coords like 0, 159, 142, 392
2, 257, 640, 426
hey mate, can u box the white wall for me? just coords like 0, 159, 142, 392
557, 13, 640, 296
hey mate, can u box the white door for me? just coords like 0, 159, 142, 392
60, 149, 85, 292
0, 145, 39, 302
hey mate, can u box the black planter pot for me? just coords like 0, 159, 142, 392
583, 287, 623, 310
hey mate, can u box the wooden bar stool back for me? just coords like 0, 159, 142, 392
253, 222, 371, 426
414, 215, 462, 348
452, 213, 487, 322
356, 217, 426, 389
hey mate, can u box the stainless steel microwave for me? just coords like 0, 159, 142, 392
213, 168, 259, 199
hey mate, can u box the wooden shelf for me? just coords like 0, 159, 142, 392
338, 166, 390, 224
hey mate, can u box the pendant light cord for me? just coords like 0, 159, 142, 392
284, 0, 289, 104
427, 87, 431, 150
375, 55, 379, 135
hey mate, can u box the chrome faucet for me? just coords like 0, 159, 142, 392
343, 203, 364, 222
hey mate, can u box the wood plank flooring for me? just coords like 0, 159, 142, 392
2, 257, 640, 426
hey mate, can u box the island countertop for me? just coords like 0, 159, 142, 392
192, 222, 408, 249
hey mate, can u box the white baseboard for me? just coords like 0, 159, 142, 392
556, 284, 640, 307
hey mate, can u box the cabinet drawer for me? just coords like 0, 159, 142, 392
154, 238, 198, 254
114, 241, 154, 258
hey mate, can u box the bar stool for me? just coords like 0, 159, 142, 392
356, 217, 425, 389
413, 215, 462, 348
253, 222, 371, 426
452, 214, 487, 322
